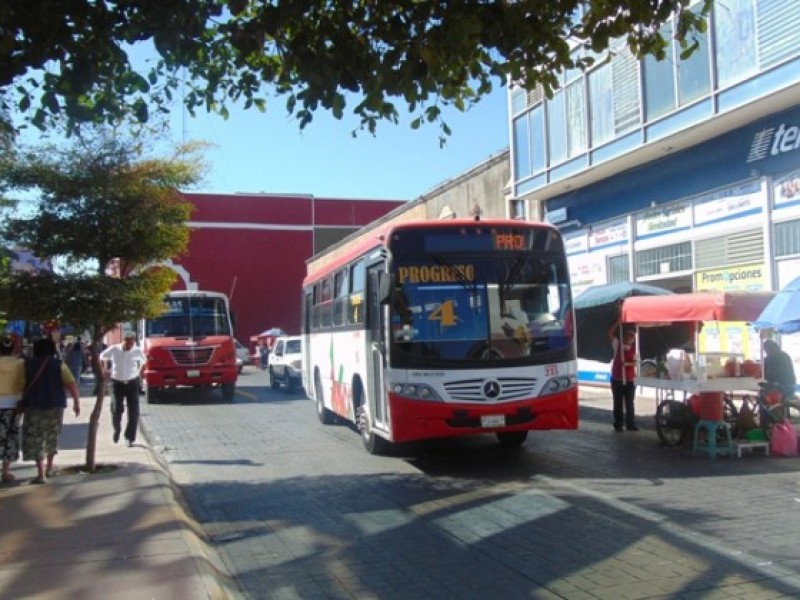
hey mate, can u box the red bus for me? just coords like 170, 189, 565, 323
139, 290, 238, 403
301, 219, 578, 454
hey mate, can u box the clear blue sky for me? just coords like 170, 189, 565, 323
171, 87, 510, 201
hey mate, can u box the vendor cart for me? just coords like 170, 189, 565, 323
620, 290, 775, 446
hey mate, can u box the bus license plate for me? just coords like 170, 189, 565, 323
187, 369, 200, 378
481, 414, 505, 428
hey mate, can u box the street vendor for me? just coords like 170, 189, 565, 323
763, 339, 796, 400
608, 321, 639, 432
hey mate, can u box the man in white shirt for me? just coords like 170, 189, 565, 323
100, 332, 147, 447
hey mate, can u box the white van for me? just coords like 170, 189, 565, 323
269, 336, 302, 391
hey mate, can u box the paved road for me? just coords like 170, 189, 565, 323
141, 369, 800, 599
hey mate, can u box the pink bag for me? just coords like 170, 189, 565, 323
770, 421, 798, 457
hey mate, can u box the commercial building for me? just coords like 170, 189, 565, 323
506, 0, 800, 379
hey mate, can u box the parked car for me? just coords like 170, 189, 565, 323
269, 335, 302, 391
235, 339, 252, 373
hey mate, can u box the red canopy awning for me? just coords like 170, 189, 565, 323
621, 291, 775, 324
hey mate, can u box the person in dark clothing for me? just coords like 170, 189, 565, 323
21, 338, 81, 484
763, 339, 796, 400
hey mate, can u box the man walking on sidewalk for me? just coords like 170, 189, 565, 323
100, 332, 146, 447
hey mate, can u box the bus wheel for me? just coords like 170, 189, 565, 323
222, 383, 235, 402
145, 385, 160, 405
315, 372, 334, 425
356, 395, 388, 455
497, 431, 528, 448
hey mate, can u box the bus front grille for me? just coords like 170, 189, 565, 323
169, 346, 214, 366
444, 377, 538, 402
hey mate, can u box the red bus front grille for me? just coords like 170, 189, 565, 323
169, 346, 214, 366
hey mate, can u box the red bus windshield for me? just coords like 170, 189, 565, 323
387, 225, 573, 368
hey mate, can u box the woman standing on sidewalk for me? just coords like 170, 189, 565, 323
20, 338, 80, 484
0, 334, 25, 483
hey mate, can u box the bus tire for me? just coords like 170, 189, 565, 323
222, 382, 235, 402
355, 384, 389, 455
496, 431, 528, 448
145, 385, 160, 405
315, 371, 334, 425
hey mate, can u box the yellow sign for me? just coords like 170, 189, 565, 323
397, 264, 476, 284
694, 263, 765, 360
695, 263, 766, 292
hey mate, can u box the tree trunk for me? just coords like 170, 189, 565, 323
84, 333, 106, 472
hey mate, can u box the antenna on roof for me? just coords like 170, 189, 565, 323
470, 203, 483, 221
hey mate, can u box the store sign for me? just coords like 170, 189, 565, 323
588, 218, 628, 248
695, 263, 766, 292
747, 122, 800, 163
693, 180, 764, 225
545, 207, 568, 224
564, 231, 588, 254
635, 201, 691, 237
773, 170, 800, 207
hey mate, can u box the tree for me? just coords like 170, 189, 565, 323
1, 1, 710, 135
0, 133, 204, 471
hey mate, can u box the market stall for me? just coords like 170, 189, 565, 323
620, 290, 775, 446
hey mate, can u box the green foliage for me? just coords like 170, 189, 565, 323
0, 0, 711, 136
0, 132, 203, 336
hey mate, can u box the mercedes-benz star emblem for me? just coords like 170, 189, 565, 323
483, 380, 501, 399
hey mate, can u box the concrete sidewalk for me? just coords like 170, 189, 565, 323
0, 382, 234, 600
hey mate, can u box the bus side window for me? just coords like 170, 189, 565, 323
333, 269, 348, 327
312, 283, 322, 330
320, 276, 333, 328
348, 261, 366, 325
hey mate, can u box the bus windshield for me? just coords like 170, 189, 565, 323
389, 253, 572, 367
145, 295, 232, 338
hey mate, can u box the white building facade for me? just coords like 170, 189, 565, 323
508, 0, 800, 381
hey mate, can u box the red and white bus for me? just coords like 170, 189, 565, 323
301, 219, 578, 453
139, 290, 238, 404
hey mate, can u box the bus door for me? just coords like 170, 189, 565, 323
366, 262, 389, 431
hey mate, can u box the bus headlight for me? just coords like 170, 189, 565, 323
390, 382, 442, 401
542, 375, 577, 394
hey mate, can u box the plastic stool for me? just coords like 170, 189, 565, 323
692, 420, 733, 459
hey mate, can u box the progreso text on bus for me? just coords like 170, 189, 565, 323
302, 218, 578, 454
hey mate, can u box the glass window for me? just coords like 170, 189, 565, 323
511, 87, 528, 114
547, 91, 567, 165
608, 255, 630, 283
677, 6, 710, 106
513, 114, 532, 180
565, 80, 587, 156
714, 0, 757, 88
389, 254, 573, 366
530, 104, 546, 173
348, 261, 366, 325
333, 270, 348, 327
774, 219, 800, 258
635, 242, 692, 277
589, 63, 613, 146
643, 22, 676, 121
